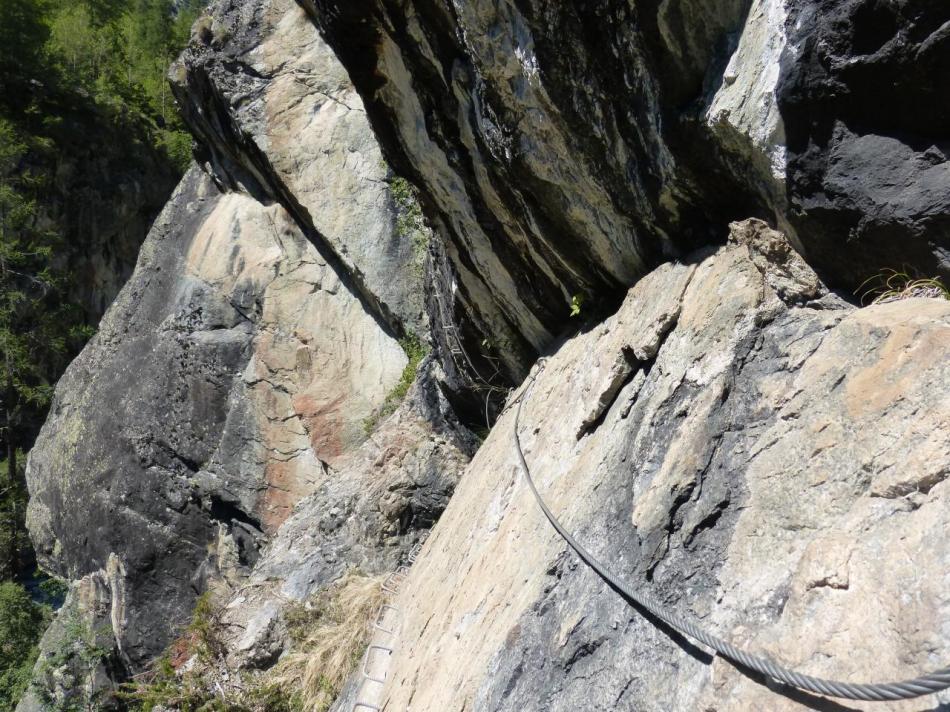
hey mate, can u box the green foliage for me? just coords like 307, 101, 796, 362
31, 607, 112, 711
120, 594, 302, 712
0, 453, 31, 580
363, 333, 430, 434
0, 4, 203, 704
186, 592, 226, 664
43, 610, 109, 671
37, 573, 68, 604
0, 0, 200, 583
39, 0, 202, 173
569, 293, 584, 317
0, 118, 92, 579
0, 581, 50, 710
0, 119, 87, 409
857, 269, 950, 305
390, 176, 430, 273
0, 0, 52, 89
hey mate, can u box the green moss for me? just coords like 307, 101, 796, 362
363, 333, 429, 435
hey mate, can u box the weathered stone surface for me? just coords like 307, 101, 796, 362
16, 555, 128, 712
705, 0, 790, 228
22, 1, 950, 709
304, 0, 949, 382
301, 0, 762, 382
710, 0, 950, 288
219, 362, 475, 671
26, 159, 410, 673
25, 0, 443, 685
778, 0, 950, 288
171, 0, 425, 335
372, 221, 950, 711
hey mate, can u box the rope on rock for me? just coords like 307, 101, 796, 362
511, 366, 950, 702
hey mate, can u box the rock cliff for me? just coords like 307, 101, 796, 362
20, 0, 950, 710
305, 0, 950, 378
372, 221, 950, 712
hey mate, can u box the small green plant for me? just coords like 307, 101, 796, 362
187, 592, 226, 663
37, 573, 69, 605
32, 607, 112, 711
363, 333, 429, 434
390, 176, 430, 274
569, 293, 584, 317
857, 269, 950, 305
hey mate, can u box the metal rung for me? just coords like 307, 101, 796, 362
362, 644, 393, 684
382, 572, 404, 594
373, 604, 399, 635
353, 704, 381, 712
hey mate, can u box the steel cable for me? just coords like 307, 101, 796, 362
511, 368, 950, 702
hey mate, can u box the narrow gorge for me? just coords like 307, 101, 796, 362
11, 1, 950, 711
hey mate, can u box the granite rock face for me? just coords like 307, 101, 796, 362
219, 362, 475, 672
306, 0, 950, 381
25, 163, 406, 673
21, 0, 950, 709
170, 0, 426, 335
301, 0, 756, 382
24, 0, 454, 697
372, 221, 950, 712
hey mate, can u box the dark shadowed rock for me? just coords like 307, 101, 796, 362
303, 0, 949, 380
778, 0, 950, 288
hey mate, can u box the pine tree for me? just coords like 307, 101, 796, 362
0, 119, 85, 578
0, 0, 51, 104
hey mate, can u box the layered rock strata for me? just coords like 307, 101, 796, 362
305, 0, 950, 379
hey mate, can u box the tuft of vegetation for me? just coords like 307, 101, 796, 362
120, 592, 303, 712
363, 333, 429, 435
30, 605, 114, 711
569, 293, 584, 317
271, 573, 384, 712
857, 269, 950, 305
121, 574, 383, 712
390, 176, 430, 274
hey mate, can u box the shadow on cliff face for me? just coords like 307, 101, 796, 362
299, 0, 774, 387
301, 0, 950, 386
778, 0, 950, 290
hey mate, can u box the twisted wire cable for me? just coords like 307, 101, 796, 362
512, 370, 950, 702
